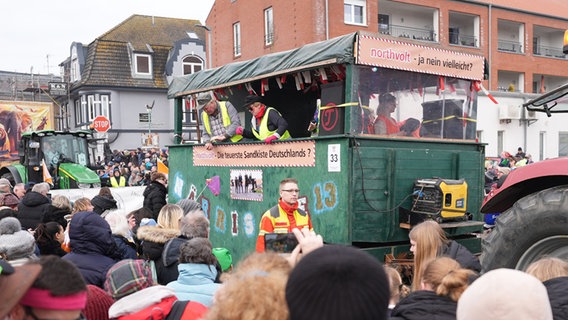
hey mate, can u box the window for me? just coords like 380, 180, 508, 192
540, 131, 546, 161
559, 132, 568, 157
378, 14, 390, 34
497, 130, 504, 155
134, 53, 152, 75
233, 22, 241, 56
75, 94, 110, 126
344, 0, 366, 25
182, 56, 204, 75
70, 46, 81, 82
264, 7, 274, 46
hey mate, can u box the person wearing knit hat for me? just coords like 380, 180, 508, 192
104, 259, 156, 300
0, 259, 42, 318
0, 217, 37, 266
285, 245, 390, 320
212, 247, 233, 273
83, 284, 115, 320
176, 199, 202, 216
4, 255, 88, 320
457, 268, 553, 320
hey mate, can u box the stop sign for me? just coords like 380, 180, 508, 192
92, 115, 111, 133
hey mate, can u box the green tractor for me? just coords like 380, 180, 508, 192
0, 130, 101, 189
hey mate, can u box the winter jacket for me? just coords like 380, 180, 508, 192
159, 237, 223, 286
157, 237, 188, 285
390, 290, 457, 320
137, 225, 180, 261
441, 240, 481, 273
63, 211, 121, 287
113, 235, 138, 260
17, 191, 51, 230
143, 181, 167, 219
543, 276, 568, 320
108, 285, 208, 320
42, 205, 70, 229
91, 195, 118, 215
166, 263, 221, 307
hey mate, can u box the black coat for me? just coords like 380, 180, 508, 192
17, 191, 51, 230
390, 290, 457, 320
544, 276, 568, 320
42, 205, 70, 229
441, 240, 481, 273
159, 236, 223, 285
62, 211, 121, 287
143, 181, 167, 219
91, 195, 117, 215
112, 235, 138, 260
136, 225, 180, 261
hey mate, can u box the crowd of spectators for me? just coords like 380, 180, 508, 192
95, 147, 169, 187
0, 144, 565, 319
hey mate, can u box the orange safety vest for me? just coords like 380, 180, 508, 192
255, 205, 312, 252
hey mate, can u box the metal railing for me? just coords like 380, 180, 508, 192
533, 45, 567, 59
449, 32, 477, 47
498, 39, 523, 53
379, 24, 436, 42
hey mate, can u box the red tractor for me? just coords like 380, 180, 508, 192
481, 83, 568, 271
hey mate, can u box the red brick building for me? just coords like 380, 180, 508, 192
205, 0, 568, 93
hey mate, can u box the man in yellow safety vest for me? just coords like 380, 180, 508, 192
197, 91, 242, 150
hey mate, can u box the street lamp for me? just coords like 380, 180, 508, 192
195, 24, 212, 69
146, 100, 154, 146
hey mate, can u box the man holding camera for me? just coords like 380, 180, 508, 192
256, 178, 314, 252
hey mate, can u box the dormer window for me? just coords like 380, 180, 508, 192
134, 53, 152, 76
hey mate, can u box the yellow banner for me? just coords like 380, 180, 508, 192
357, 34, 485, 81
194, 140, 316, 167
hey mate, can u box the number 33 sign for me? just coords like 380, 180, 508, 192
328, 144, 341, 172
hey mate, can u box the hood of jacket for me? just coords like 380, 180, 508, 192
544, 276, 568, 320
137, 225, 180, 244
91, 195, 117, 214
176, 263, 218, 285
143, 181, 167, 197
391, 290, 457, 320
20, 191, 50, 207
69, 211, 118, 257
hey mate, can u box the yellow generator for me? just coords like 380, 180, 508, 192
411, 178, 468, 221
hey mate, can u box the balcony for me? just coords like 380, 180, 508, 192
533, 25, 567, 60
498, 40, 523, 53
449, 32, 477, 47
449, 11, 480, 48
380, 24, 436, 42
533, 45, 567, 59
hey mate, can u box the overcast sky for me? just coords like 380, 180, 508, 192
1, 0, 214, 75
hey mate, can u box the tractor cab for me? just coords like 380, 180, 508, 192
14, 130, 101, 189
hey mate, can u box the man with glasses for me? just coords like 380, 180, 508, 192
236, 95, 291, 144
197, 91, 242, 150
256, 178, 314, 252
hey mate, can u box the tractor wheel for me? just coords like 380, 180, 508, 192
481, 185, 568, 272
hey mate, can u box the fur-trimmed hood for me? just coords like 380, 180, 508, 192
136, 225, 180, 244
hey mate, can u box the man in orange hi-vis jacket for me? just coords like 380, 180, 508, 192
256, 178, 314, 252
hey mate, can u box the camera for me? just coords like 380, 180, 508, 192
264, 233, 298, 253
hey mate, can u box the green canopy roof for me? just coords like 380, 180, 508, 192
168, 33, 357, 98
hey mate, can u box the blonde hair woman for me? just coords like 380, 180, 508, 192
72, 197, 93, 214
156, 204, 183, 230
409, 220, 480, 291
137, 203, 183, 281
525, 257, 568, 282
391, 257, 476, 320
